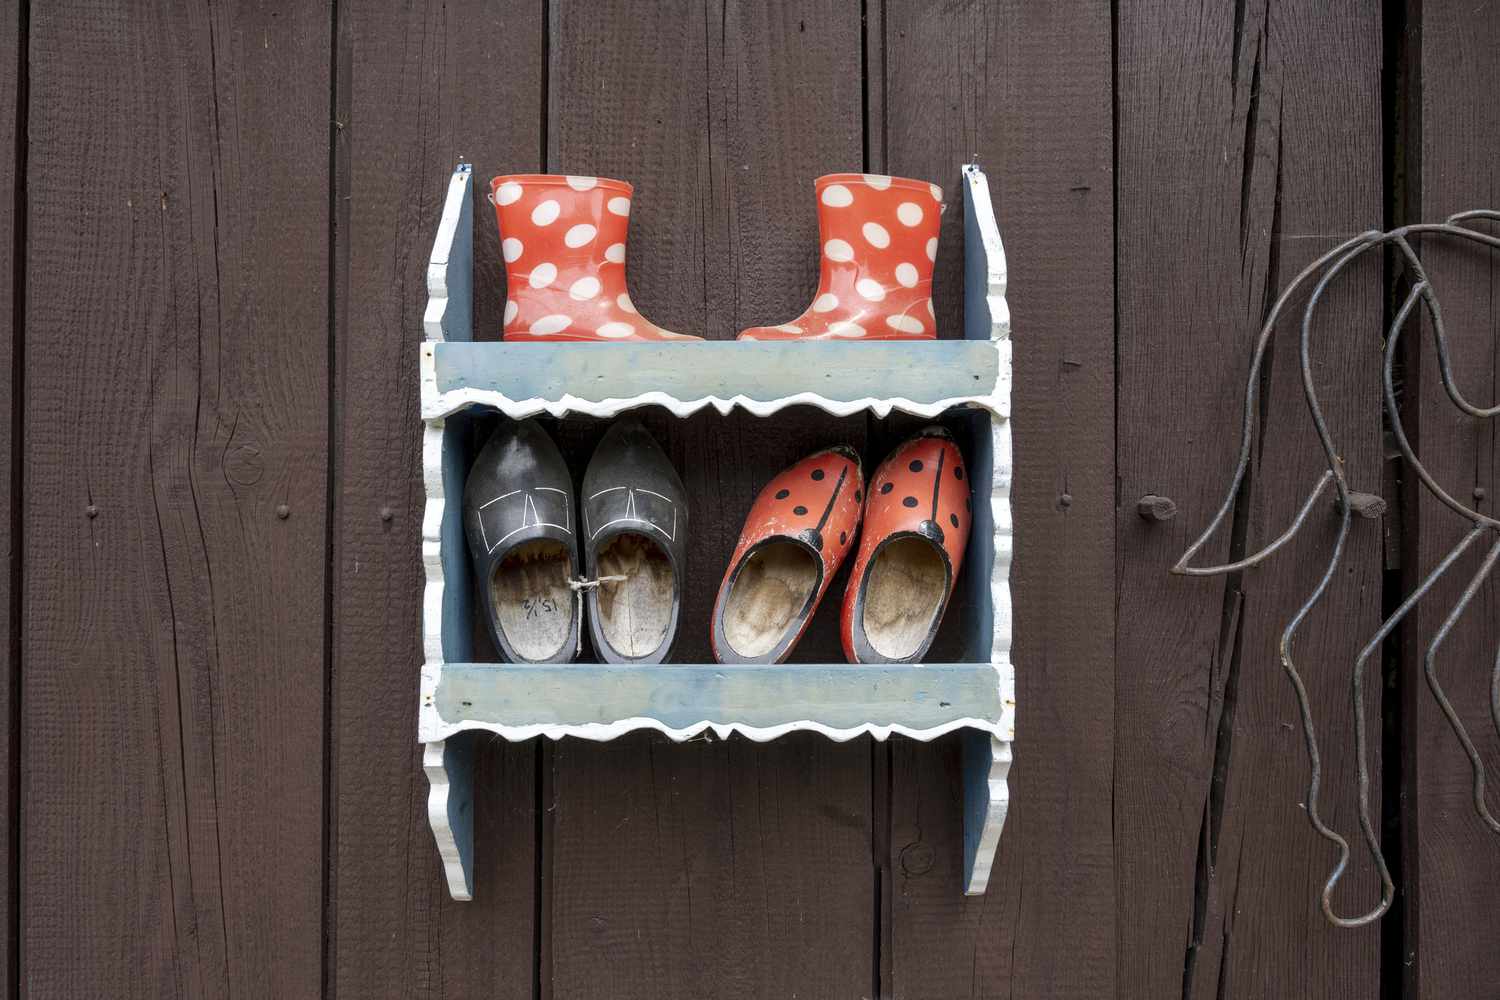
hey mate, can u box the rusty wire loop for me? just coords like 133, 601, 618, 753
1171, 210, 1500, 928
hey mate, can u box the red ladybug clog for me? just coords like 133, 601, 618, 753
711, 446, 865, 663
840, 429, 971, 663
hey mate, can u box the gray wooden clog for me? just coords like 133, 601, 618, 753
580, 420, 688, 663
462, 418, 581, 663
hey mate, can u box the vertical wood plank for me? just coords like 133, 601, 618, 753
1404, 5, 1500, 995
1116, 3, 1384, 999
22, 1, 328, 995
0, 0, 17, 993
329, 1, 543, 997
876, 2, 1116, 997
544, 2, 876, 997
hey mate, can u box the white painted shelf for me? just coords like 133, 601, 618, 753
418, 162, 1015, 901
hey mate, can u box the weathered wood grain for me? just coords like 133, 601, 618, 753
22, 1, 328, 995
329, 0, 543, 996
544, 2, 876, 996
1403, 6, 1500, 996
0, 1, 17, 993
875, 1, 1117, 996
1117, 3, 1385, 998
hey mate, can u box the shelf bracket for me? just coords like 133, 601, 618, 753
424, 735, 476, 900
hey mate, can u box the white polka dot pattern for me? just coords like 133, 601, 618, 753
821, 184, 854, 207
737, 172, 943, 341
529, 314, 571, 335
529, 262, 557, 289
489, 174, 700, 341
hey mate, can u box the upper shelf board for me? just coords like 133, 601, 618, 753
419, 338, 1011, 421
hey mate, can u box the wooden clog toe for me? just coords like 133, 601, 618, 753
840, 428, 971, 663
712, 446, 865, 663
462, 419, 582, 663
581, 420, 688, 663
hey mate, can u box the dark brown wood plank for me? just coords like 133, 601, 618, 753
329, 1, 544, 997
875, 2, 1116, 998
1116, 3, 1384, 999
544, 2, 876, 997
21, 1, 328, 995
0, 0, 17, 993
1403, 5, 1500, 995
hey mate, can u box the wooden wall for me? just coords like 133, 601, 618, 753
2, 1, 1497, 998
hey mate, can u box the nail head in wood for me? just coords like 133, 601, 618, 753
1136, 494, 1176, 521
380, 506, 394, 522
276, 503, 291, 520
85, 504, 98, 519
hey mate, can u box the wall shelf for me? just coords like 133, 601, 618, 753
419, 161, 1014, 902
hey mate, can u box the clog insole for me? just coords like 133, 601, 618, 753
491, 539, 574, 661
723, 542, 818, 659
595, 532, 675, 658
862, 537, 946, 660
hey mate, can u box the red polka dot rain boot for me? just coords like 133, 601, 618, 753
840, 428, 971, 663
490, 174, 701, 342
711, 446, 865, 663
738, 173, 944, 341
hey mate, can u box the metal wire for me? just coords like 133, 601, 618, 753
1172, 211, 1500, 928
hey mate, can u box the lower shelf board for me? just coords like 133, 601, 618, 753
419, 661, 1015, 900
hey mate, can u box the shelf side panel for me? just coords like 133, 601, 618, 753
424, 163, 474, 342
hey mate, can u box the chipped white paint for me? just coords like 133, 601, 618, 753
423, 165, 474, 342
418, 710, 1009, 746
419, 162, 1017, 901
960, 162, 1014, 895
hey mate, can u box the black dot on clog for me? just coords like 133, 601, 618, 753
903, 496, 918, 508
909, 459, 924, 473
793, 505, 808, 516
811, 468, 825, 481
954, 466, 964, 480
775, 489, 790, 500
950, 513, 959, 528
839, 531, 848, 545
880, 482, 893, 495
854, 489, 862, 502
